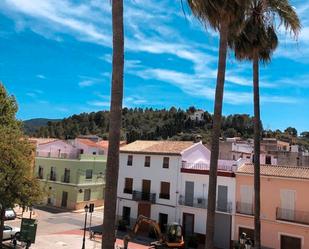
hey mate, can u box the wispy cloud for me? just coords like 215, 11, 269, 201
36, 74, 46, 79
87, 100, 110, 107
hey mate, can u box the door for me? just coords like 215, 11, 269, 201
182, 213, 194, 236
142, 179, 151, 201
217, 185, 228, 212
280, 189, 295, 221
159, 213, 168, 233
185, 181, 194, 206
281, 235, 301, 249
122, 206, 131, 225
138, 203, 151, 232
61, 191, 68, 208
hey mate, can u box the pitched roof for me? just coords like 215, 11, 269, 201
76, 138, 100, 148
96, 140, 126, 149
237, 163, 309, 180
120, 140, 194, 155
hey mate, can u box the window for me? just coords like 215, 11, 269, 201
159, 213, 168, 233
38, 166, 44, 179
159, 182, 170, 199
144, 156, 151, 167
122, 206, 131, 225
124, 178, 133, 194
127, 155, 133, 166
84, 189, 91, 201
163, 157, 169, 168
232, 155, 236, 160
63, 168, 70, 183
85, 169, 93, 179
93, 152, 97, 155
80, 149, 84, 154
50, 167, 56, 181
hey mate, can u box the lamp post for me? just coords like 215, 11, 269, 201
82, 204, 89, 249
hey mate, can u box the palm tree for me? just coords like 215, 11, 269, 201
186, 1, 250, 248
229, 1, 300, 248
101, 1, 124, 249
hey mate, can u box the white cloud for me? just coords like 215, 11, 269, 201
78, 80, 96, 87
87, 100, 110, 107
36, 74, 46, 79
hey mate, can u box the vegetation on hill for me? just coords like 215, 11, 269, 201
24, 106, 308, 149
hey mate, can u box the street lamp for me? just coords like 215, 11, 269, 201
82, 204, 89, 249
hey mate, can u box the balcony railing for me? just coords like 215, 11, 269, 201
216, 201, 233, 213
123, 188, 133, 194
236, 202, 254, 215
159, 193, 170, 200
178, 195, 233, 213
49, 174, 56, 181
276, 207, 309, 225
178, 195, 207, 209
61, 175, 70, 183
132, 190, 156, 204
181, 162, 237, 172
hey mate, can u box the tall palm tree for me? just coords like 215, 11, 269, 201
101, 1, 124, 249
229, 1, 300, 248
186, 1, 250, 248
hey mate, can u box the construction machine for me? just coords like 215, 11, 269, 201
123, 215, 185, 249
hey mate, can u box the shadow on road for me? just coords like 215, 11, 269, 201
34, 205, 69, 214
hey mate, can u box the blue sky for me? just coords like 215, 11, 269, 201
0, 0, 308, 132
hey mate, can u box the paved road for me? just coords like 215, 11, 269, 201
4, 206, 107, 248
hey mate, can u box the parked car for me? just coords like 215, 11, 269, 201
2, 225, 20, 240
4, 209, 16, 220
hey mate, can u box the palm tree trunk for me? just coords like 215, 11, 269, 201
101, 1, 124, 249
253, 52, 261, 249
205, 21, 229, 249
0, 207, 5, 249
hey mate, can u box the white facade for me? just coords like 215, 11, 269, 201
117, 141, 237, 247
189, 110, 204, 122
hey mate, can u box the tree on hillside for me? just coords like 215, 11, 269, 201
101, 0, 124, 249
0, 84, 42, 247
229, 1, 300, 247
284, 127, 298, 137
186, 1, 250, 247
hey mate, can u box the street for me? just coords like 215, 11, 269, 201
4, 206, 148, 249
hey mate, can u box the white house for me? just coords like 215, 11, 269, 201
117, 140, 239, 248
189, 110, 205, 122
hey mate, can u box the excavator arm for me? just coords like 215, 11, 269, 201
123, 215, 163, 249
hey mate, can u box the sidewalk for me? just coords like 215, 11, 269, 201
13, 205, 37, 219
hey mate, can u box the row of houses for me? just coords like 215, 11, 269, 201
116, 140, 309, 249
32, 138, 309, 249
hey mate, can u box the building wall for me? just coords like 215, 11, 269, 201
118, 153, 181, 207
36, 156, 106, 210
235, 174, 309, 248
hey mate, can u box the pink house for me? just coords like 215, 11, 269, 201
235, 164, 309, 249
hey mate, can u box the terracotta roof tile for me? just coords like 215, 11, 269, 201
237, 163, 309, 180
77, 138, 100, 148
96, 140, 126, 149
120, 140, 194, 155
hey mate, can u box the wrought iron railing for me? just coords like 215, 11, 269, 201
276, 207, 309, 225
132, 190, 156, 204
236, 202, 254, 215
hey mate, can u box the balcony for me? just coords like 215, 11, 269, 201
236, 202, 254, 215
61, 175, 70, 183
132, 190, 156, 204
49, 174, 56, 181
178, 195, 233, 213
159, 193, 170, 200
178, 195, 207, 209
276, 207, 309, 225
123, 188, 133, 194
181, 161, 237, 173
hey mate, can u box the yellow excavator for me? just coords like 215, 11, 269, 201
123, 215, 185, 249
